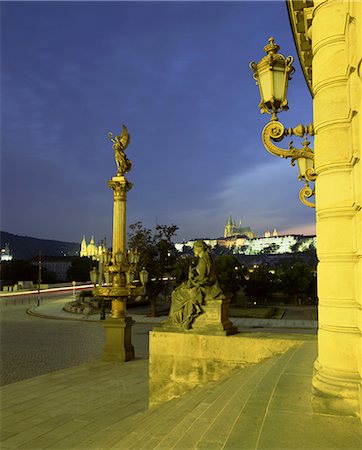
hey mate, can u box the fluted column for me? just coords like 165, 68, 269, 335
311, 0, 362, 417
108, 176, 133, 259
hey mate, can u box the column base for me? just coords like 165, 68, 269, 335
102, 316, 135, 362
191, 298, 238, 336
311, 359, 361, 417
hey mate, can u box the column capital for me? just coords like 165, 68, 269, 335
108, 176, 133, 199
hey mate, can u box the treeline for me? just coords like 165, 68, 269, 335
1, 222, 317, 305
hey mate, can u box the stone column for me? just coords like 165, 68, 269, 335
311, 0, 362, 417
102, 175, 134, 362
108, 176, 133, 258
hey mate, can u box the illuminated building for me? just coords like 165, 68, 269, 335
80, 236, 107, 260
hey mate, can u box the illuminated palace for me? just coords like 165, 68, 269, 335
80, 236, 107, 260
175, 216, 316, 255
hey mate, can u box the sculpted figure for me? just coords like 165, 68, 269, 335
165, 241, 224, 330
108, 125, 132, 176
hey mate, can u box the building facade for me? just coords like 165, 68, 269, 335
223, 216, 255, 239
176, 234, 315, 255
287, 0, 362, 419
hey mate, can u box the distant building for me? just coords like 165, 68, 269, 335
175, 239, 218, 252
1, 243, 13, 262
264, 228, 278, 238
175, 218, 315, 255
80, 236, 107, 260
38, 256, 74, 282
224, 216, 255, 239
234, 235, 316, 255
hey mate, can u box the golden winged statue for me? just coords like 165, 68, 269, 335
108, 125, 132, 176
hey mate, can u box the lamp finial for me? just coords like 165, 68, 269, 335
264, 36, 280, 55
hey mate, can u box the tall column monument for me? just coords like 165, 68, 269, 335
93, 125, 147, 362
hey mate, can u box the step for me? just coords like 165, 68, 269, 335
102, 352, 290, 449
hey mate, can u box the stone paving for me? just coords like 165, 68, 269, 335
1, 294, 360, 449
1, 339, 361, 449
0, 296, 317, 387
26, 296, 318, 330
0, 301, 152, 386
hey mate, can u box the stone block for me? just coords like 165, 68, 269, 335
102, 317, 135, 362
191, 298, 237, 335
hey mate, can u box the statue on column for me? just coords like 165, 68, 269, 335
164, 241, 225, 330
108, 125, 132, 176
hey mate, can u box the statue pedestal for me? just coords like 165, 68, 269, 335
102, 316, 135, 362
191, 298, 237, 335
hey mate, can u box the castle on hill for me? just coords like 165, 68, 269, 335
81, 216, 315, 259
223, 216, 278, 239
175, 216, 315, 255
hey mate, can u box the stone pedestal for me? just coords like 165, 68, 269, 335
191, 298, 237, 335
102, 316, 135, 362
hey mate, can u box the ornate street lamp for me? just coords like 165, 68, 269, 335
250, 37, 316, 208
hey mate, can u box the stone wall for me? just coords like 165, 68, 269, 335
149, 330, 303, 408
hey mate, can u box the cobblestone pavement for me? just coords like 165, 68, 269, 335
0, 298, 153, 387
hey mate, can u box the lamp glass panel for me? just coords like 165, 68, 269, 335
258, 68, 272, 103
126, 271, 132, 284
297, 157, 314, 178
140, 269, 149, 285
90, 270, 97, 284
272, 67, 287, 102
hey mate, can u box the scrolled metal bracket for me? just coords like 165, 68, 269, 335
262, 120, 316, 208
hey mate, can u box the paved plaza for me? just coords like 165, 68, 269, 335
0, 294, 361, 449
0, 299, 153, 386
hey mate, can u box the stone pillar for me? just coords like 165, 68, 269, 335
108, 176, 132, 258
102, 317, 135, 362
311, 0, 362, 417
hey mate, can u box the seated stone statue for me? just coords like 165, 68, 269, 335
164, 241, 225, 330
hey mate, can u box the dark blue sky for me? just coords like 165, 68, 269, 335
1, 1, 315, 244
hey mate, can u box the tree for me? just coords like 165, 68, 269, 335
67, 257, 95, 282
1, 260, 38, 285
278, 262, 316, 304
214, 255, 247, 300
173, 256, 195, 285
128, 222, 179, 316
154, 224, 179, 276
236, 245, 249, 255
211, 244, 233, 256
244, 264, 276, 304
1, 260, 57, 285
260, 243, 280, 254
290, 236, 304, 253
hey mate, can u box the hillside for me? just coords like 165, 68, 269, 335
0, 231, 80, 260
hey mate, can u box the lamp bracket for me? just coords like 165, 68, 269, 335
262, 120, 316, 208
262, 120, 314, 160
299, 182, 315, 208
